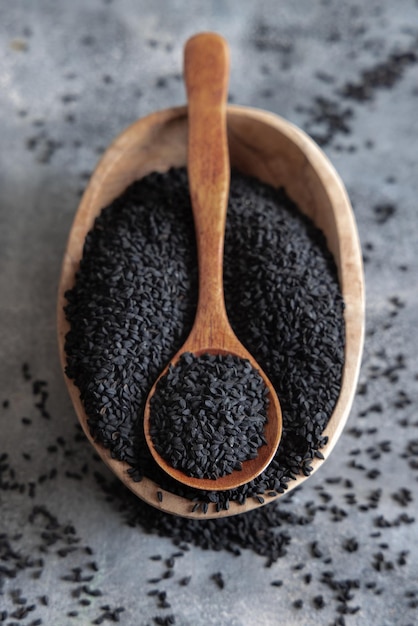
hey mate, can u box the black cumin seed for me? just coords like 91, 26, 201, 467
64, 167, 345, 509
211, 572, 225, 589
311, 541, 323, 558
313, 594, 326, 609
149, 353, 268, 479
82, 585, 102, 597
159, 600, 171, 609
22, 363, 31, 381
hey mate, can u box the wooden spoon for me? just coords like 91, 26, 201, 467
143, 33, 283, 491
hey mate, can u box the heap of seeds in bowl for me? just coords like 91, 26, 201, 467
64, 167, 345, 510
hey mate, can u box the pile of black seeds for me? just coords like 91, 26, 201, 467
64, 167, 345, 509
149, 353, 269, 479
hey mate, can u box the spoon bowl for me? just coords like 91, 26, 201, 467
144, 346, 282, 491
57, 38, 364, 518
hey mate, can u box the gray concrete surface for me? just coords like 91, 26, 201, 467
1, 1, 418, 624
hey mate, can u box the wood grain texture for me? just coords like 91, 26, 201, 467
183, 32, 231, 340
57, 104, 365, 519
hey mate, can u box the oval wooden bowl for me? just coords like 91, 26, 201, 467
57, 105, 365, 519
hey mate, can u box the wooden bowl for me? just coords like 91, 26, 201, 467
57, 105, 365, 519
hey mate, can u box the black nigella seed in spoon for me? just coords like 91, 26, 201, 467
149, 352, 269, 479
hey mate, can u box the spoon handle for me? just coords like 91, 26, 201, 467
184, 33, 231, 334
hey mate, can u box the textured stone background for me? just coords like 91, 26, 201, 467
1, 1, 417, 624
